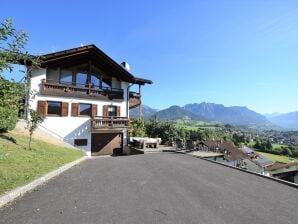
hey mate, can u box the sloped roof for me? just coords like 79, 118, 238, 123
242, 146, 254, 154
254, 155, 274, 167
30, 45, 152, 85
266, 161, 298, 171
199, 140, 247, 161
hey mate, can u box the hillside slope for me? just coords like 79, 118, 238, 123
268, 112, 298, 130
130, 105, 158, 118
0, 132, 84, 195
154, 105, 205, 121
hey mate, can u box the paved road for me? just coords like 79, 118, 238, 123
1, 153, 297, 224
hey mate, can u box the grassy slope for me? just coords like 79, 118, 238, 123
256, 151, 297, 163
0, 133, 84, 195
272, 143, 288, 149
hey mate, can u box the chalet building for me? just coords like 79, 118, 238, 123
24, 45, 152, 156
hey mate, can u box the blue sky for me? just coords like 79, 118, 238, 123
1, 0, 298, 114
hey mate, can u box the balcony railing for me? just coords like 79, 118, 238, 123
92, 116, 129, 130
129, 91, 141, 109
41, 79, 124, 100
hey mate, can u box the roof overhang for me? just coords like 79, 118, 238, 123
21, 45, 152, 85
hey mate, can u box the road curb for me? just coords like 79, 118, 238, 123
0, 156, 89, 208
175, 151, 298, 189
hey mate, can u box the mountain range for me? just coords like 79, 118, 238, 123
130, 105, 158, 118
266, 112, 298, 130
130, 102, 298, 130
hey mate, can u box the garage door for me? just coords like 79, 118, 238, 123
91, 133, 123, 156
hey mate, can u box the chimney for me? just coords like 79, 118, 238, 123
120, 61, 130, 71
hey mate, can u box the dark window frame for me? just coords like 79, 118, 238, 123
74, 139, 88, 146
59, 69, 73, 85
47, 101, 62, 116
108, 105, 117, 117
57, 66, 104, 89
79, 103, 92, 116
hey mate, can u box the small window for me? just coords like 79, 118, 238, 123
48, 101, 62, 115
60, 69, 72, 84
108, 106, 117, 117
74, 139, 88, 146
79, 103, 91, 116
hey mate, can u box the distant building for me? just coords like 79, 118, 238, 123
266, 162, 298, 183
197, 140, 247, 167
240, 146, 273, 175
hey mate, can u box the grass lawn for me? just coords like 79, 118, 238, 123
272, 143, 288, 149
0, 132, 85, 195
256, 151, 297, 163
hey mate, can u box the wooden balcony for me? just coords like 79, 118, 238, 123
40, 79, 124, 101
92, 116, 129, 130
129, 92, 141, 109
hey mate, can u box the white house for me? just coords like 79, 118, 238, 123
24, 45, 152, 156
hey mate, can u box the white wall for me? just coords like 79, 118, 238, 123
28, 69, 129, 156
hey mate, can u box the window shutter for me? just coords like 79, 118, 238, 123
103, 105, 108, 117
91, 104, 97, 117
71, 103, 79, 116
37, 101, 47, 116
116, 106, 121, 117
61, 102, 69, 116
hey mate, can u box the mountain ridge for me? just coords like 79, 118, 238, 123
130, 102, 297, 130
268, 111, 298, 130
183, 102, 268, 125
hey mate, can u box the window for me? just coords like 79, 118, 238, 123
60, 69, 72, 84
47, 101, 62, 115
72, 103, 97, 117
108, 106, 117, 117
90, 74, 100, 88
76, 72, 88, 87
79, 103, 91, 116
103, 105, 120, 117
74, 139, 88, 146
102, 77, 111, 89
47, 68, 59, 81
37, 101, 68, 116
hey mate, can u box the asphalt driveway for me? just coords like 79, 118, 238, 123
0, 153, 297, 224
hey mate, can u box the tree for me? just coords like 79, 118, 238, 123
25, 109, 45, 150
0, 76, 24, 132
0, 18, 40, 132
265, 140, 272, 151
281, 147, 292, 157
129, 119, 146, 137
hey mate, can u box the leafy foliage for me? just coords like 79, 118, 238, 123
142, 119, 298, 157
0, 19, 28, 73
0, 76, 24, 132
254, 141, 298, 157
0, 18, 40, 132
129, 119, 146, 137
